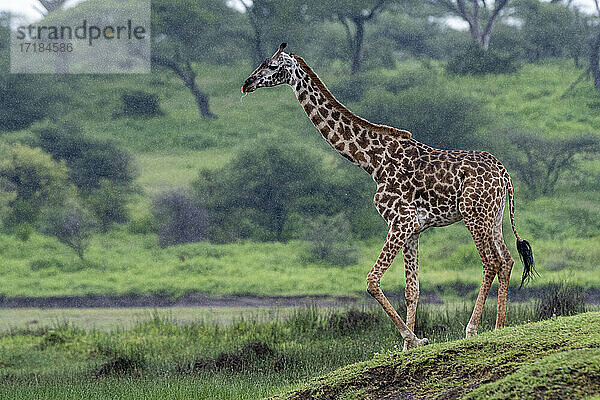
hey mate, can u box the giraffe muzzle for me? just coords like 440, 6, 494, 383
241, 78, 257, 94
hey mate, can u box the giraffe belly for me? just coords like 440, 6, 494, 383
417, 206, 462, 231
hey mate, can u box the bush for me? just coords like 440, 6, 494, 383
116, 91, 163, 118
34, 121, 136, 226
34, 121, 137, 191
0, 143, 73, 227
380, 67, 437, 95
536, 282, 586, 320
302, 214, 359, 267
40, 200, 96, 260
192, 141, 382, 242
193, 143, 325, 242
84, 180, 131, 231
359, 85, 487, 149
153, 189, 210, 247
330, 75, 368, 103
446, 43, 520, 75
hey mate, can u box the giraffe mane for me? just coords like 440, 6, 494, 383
292, 55, 412, 140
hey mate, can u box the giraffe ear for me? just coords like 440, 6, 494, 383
272, 42, 287, 59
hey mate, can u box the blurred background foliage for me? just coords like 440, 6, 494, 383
0, 0, 599, 291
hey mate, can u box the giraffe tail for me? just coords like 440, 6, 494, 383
507, 177, 536, 288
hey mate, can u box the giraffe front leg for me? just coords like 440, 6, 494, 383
402, 234, 420, 351
367, 227, 428, 350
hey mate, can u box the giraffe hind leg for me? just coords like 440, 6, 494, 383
495, 233, 514, 330
465, 222, 503, 338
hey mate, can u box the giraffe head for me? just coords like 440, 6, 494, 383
242, 43, 296, 93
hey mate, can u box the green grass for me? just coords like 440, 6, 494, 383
447, 60, 600, 137
1, 186, 598, 300
272, 311, 600, 399
0, 304, 595, 400
0, 227, 598, 300
0, 307, 301, 333
1, 303, 588, 400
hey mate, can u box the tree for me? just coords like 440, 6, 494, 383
337, 0, 388, 73
33, 121, 137, 228
358, 83, 487, 149
0, 143, 73, 228
41, 200, 96, 260
591, 0, 600, 89
0, 14, 61, 132
513, 0, 591, 63
151, 0, 233, 118
239, 0, 314, 65
428, 0, 510, 50
239, 0, 268, 65
563, 0, 600, 92
493, 129, 600, 197
193, 143, 324, 241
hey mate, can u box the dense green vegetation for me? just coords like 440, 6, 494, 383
0, 58, 599, 299
1, 0, 599, 398
0, 0, 599, 302
0, 302, 594, 400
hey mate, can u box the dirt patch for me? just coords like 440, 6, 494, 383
0, 293, 360, 309
180, 341, 295, 373
1, 285, 598, 309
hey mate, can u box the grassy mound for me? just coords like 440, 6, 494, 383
271, 312, 600, 400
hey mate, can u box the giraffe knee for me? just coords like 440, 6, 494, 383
366, 275, 380, 297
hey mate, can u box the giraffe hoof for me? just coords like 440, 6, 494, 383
403, 337, 429, 351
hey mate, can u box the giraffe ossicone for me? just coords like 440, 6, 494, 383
242, 43, 535, 350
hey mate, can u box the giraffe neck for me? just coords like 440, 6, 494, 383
289, 55, 412, 178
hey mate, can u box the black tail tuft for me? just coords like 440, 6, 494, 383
517, 239, 536, 289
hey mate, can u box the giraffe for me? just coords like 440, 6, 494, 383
242, 43, 535, 350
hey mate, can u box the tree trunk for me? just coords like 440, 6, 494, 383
184, 72, 216, 119
151, 56, 216, 118
591, 27, 600, 90
351, 19, 364, 75
252, 30, 266, 65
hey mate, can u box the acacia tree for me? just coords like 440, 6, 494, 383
238, 0, 316, 66
564, 0, 600, 92
239, 0, 267, 65
336, 0, 388, 73
428, 0, 510, 50
495, 130, 600, 197
306, 0, 392, 74
151, 0, 234, 118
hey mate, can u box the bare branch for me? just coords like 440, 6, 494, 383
337, 12, 355, 54
481, 0, 509, 48
364, 0, 386, 21
37, 0, 67, 14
